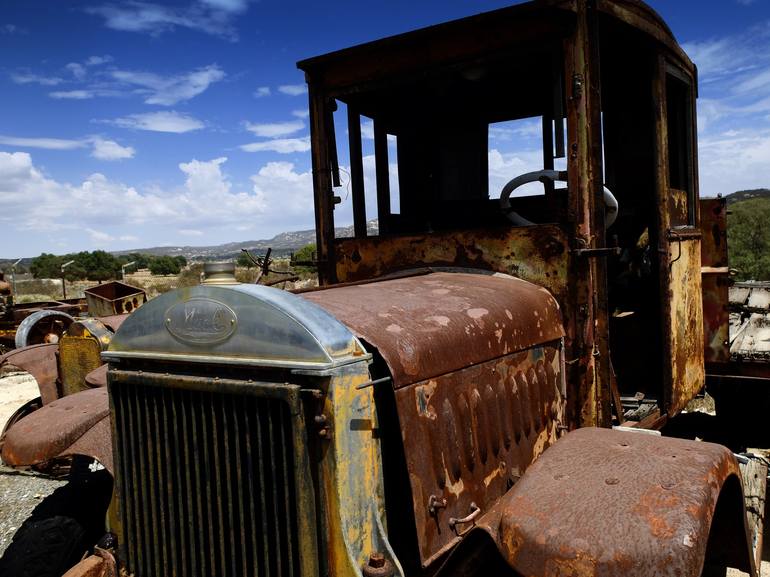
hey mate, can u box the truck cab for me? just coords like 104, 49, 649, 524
0, 2, 758, 577
297, 0, 708, 429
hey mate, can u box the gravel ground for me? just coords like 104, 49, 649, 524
0, 369, 66, 557
0, 467, 65, 556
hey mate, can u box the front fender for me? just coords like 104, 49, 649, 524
0, 343, 60, 404
1, 387, 113, 473
439, 427, 755, 577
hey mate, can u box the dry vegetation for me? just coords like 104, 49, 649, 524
11, 260, 318, 303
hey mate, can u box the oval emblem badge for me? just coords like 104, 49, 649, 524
165, 298, 237, 345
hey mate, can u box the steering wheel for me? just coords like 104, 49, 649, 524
499, 169, 618, 228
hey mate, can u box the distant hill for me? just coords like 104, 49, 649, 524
724, 188, 770, 204
111, 219, 379, 261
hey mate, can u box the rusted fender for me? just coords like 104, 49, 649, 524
85, 363, 108, 387
440, 427, 755, 577
0, 343, 59, 404
1, 387, 113, 473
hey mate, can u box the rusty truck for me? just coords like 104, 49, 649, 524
0, 1, 765, 576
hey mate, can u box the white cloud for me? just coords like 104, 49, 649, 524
682, 38, 755, 83
11, 72, 64, 86
66, 62, 87, 80
86, 1, 249, 40
89, 137, 135, 161
250, 162, 313, 216
64, 55, 114, 81
277, 84, 307, 96
86, 55, 113, 66
49, 90, 95, 100
198, 0, 249, 12
360, 120, 374, 140
253, 86, 271, 98
240, 137, 311, 153
111, 64, 225, 105
1, 24, 26, 35
0, 134, 133, 161
0, 135, 85, 150
87, 228, 115, 244
292, 109, 309, 119
698, 127, 770, 197
106, 111, 205, 133
488, 148, 550, 197
244, 120, 304, 138
0, 152, 323, 253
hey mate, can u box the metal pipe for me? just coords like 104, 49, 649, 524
61, 259, 75, 299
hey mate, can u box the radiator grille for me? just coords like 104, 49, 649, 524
110, 374, 313, 577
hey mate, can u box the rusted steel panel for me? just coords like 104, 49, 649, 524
10, 300, 85, 324
667, 237, 705, 415
84, 281, 146, 317
97, 314, 128, 333
701, 197, 730, 364
85, 364, 108, 388
303, 272, 564, 388
335, 224, 569, 302
0, 342, 59, 404
563, 0, 611, 429
297, 3, 575, 96
396, 344, 566, 566
62, 548, 117, 577
669, 188, 690, 226
463, 427, 754, 577
596, 0, 694, 74
59, 336, 103, 397
64, 414, 113, 473
1, 387, 109, 467
60, 318, 115, 396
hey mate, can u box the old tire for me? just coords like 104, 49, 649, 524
14, 310, 74, 348
0, 515, 87, 577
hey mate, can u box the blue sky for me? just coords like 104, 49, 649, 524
1, 0, 769, 258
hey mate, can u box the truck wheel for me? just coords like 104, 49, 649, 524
0, 515, 87, 577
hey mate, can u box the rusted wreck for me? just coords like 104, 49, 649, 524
0, 1, 765, 576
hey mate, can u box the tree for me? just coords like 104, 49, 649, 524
292, 244, 316, 268
149, 256, 182, 276
237, 252, 255, 268
126, 253, 152, 270
31, 251, 122, 281
30, 253, 62, 279
728, 198, 770, 281
76, 250, 121, 281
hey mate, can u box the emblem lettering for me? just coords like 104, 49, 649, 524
166, 298, 237, 344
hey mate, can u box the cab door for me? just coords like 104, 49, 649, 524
655, 60, 705, 416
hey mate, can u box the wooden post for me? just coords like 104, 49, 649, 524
374, 120, 391, 235
347, 107, 367, 238
307, 83, 337, 284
